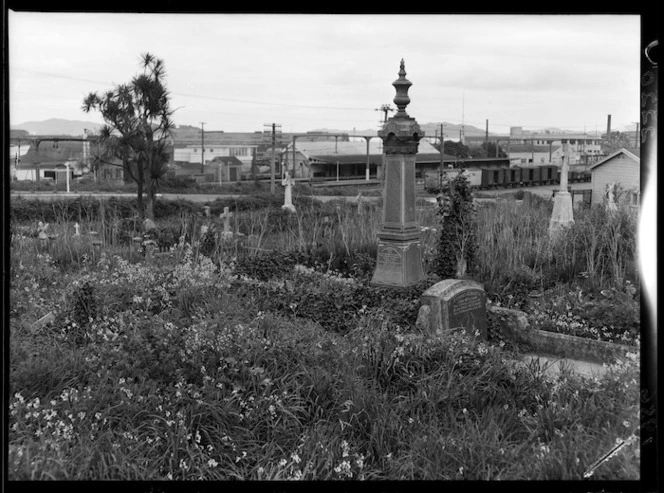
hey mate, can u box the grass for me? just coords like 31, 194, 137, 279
8, 196, 641, 480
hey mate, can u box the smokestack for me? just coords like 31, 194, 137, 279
606, 114, 612, 138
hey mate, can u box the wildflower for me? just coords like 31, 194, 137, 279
341, 440, 350, 458
291, 453, 301, 464
279, 459, 287, 467
207, 458, 218, 468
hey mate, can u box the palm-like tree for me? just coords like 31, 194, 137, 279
82, 53, 175, 220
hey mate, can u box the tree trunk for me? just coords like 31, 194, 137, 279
136, 161, 145, 221
145, 178, 156, 220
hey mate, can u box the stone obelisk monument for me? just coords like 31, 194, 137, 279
371, 59, 425, 287
548, 144, 574, 238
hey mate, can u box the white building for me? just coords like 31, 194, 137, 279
173, 144, 257, 171
589, 148, 640, 206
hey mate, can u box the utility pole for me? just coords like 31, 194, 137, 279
263, 123, 282, 193
375, 104, 395, 125
633, 122, 640, 148
439, 123, 445, 171
200, 122, 206, 174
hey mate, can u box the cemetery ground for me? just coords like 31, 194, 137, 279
8, 192, 641, 481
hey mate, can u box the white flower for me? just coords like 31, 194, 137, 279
207, 458, 218, 468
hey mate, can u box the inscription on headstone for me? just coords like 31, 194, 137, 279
373, 244, 403, 285
418, 279, 487, 339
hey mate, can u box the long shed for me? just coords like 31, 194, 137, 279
589, 148, 640, 206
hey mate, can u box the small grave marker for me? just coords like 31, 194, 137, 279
281, 172, 296, 213
37, 221, 49, 240
220, 207, 233, 233
74, 223, 81, 236
417, 279, 487, 339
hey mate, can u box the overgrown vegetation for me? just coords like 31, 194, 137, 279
9, 193, 640, 480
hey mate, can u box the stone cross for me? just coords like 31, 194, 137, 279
281, 172, 296, 213
74, 223, 81, 236
370, 59, 425, 287
548, 147, 574, 238
37, 221, 49, 240
220, 206, 233, 233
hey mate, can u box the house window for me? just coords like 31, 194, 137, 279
210, 149, 214, 153
230, 148, 248, 157
193, 149, 197, 152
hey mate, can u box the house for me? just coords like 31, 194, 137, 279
169, 156, 243, 183
589, 148, 640, 207
170, 131, 264, 175
465, 127, 603, 165
507, 144, 564, 165
13, 139, 88, 181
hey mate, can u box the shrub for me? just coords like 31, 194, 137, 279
434, 170, 479, 279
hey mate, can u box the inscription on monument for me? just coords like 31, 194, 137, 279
448, 289, 487, 339
373, 245, 402, 284
451, 291, 483, 315
418, 279, 488, 339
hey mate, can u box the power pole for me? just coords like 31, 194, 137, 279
200, 122, 206, 174
263, 123, 282, 194
375, 104, 395, 125
439, 123, 445, 171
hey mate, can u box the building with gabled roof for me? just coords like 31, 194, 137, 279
589, 148, 640, 206
280, 139, 449, 179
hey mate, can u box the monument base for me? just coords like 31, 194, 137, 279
549, 191, 574, 238
370, 237, 425, 287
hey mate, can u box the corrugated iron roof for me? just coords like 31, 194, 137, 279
589, 148, 640, 170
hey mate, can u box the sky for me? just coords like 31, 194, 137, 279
9, 12, 641, 135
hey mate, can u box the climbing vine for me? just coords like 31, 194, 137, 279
434, 169, 479, 279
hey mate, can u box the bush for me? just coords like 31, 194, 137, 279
434, 171, 479, 279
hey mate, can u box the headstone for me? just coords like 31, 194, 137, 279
143, 218, 157, 233
522, 191, 533, 207
37, 222, 49, 240
281, 172, 296, 213
203, 205, 211, 218
220, 207, 233, 233
549, 150, 574, 238
74, 222, 81, 236
370, 59, 425, 287
416, 279, 488, 339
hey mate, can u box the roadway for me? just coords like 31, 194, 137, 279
10, 182, 591, 204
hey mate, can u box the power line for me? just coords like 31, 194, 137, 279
12, 67, 374, 112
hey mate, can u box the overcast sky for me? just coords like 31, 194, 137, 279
9, 12, 641, 135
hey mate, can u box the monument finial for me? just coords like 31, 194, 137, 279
393, 59, 412, 117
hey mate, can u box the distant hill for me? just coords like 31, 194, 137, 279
312, 122, 493, 139
11, 118, 103, 137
